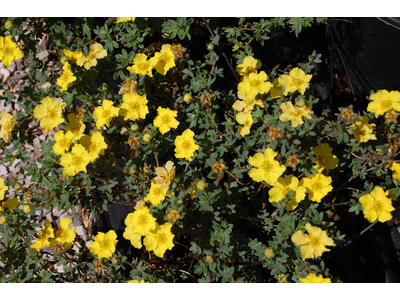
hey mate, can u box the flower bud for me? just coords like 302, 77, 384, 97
196, 180, 206, 191
183, 93, 192, 103
264, 248, 274, 258
205, 256, 213, 263
143, 133, 151, 142
5, 21, 13, 30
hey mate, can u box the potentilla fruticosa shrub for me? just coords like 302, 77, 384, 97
0, 17, 399, 283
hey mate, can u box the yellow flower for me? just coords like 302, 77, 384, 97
0, 197, 17, 212
119, 78, 138, 95
144, 182, 168, 206
4, 21, 13, 30
0, 35, 24, 67
359, 186, 395, 223
174, 128, 199, 161
30, 219, 55, 252
77, 43, 107, 70
367, 89, 400, 117
183, 93, 192, 103
60, 144, 91, 179
278, 67, 312, 96
0, 110, 16, 143
236, 111, 253, 137
53, 130, 74, 156
236, 56, 262, 77
300, 173, 333, 203
347, 116, 376, 143
61, 49, 83, 64
127, 53, 155, 77
150, 44, 176, 75
89, 230, 118, 259
143, 222, 175, 258
237, 71, 273, 100
33, 97, 66, 132
232, 92, 264, 112
269, 78, 284, 98
312, 143, 339, 173
390, 162, 400, 182
19, 204, 31, 214
279, 101, 313, 127
128, 279, 148, 283
79, 131, 108, 163
116, 17, 136, 23
94, 99, 120, 129
153, 160, 175, 190
248, 148, 286, 186
299, 273, 331, 283
0, 178, 8, 200
49, 218, 76, 250
291, 223, 335, 261
124, 206, 157, 237
268, 175, 306, 211
56, 61, 76, 92
143, 133, 151, 142
119, 92, 149, 122
153, 107, 179, 135
64, 113, 86, 142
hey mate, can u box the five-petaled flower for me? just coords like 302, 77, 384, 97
30, 219, 55, 252
291, 223, 335, 261
49, 218, 76, 250
312, 143, 339, 173
119, 93, 149, 122
143, 222, 175, 258
77, 42, 107, 70
347, 116, 377, 143
236, 111, 253, 137
144, 182, 168, 206
94, 99, 120, 129
299, 273, 331, 283
232, 92, 264, 113
359, 186, 395, 223
79, 131, 108, 163
153, 161, 176, 189
60, 144, 91, 179
237, 71, 273, 100
56, 61, 76, 92
153, 107, 179, 135
150, 44, 176, 75
124, 206, 157, 237
278, 67, 312, 96
300, 173, 333, 203
0, 110, 16, 143
268, 175, 306, 211
248, 148, 286, 186
33, 97, 66, 132
367, 89, 400, 118
64, 113, 86, 142
53, 130, 74, 156
0, 35, 24, 67
236, 56, 262, 77
279, 101, 313, 127
127, 53, 155, 77
89, 230, 118, 259
174, 129, 199, 161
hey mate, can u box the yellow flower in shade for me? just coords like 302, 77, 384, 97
143, 133, 151, 142
367, 89, 400, 117
299, 273, 331, 283
312, 143, 339, 173
94, 99, 120, 129
76, 43, 107, 70
248, 148, 286, 186
153, 161, 176, 189
0, 178, 8, 200
119, 78, 138, 95
30, 219, 55, 252
174, 128, 199, 161
0, 110, 16, 143
278, 67, 313, 96
61, 49, 83, 64
128, 279, 148, 283
116, 17, 136, 23
0, 197, 17, 212
53, 130, 74, 156
270, 78, 284, 98
268, 175, 306, 211
150, 44, 176, 75
124, 206, 157, 237
119, 92, 149, 122
49, 218, 76, 250
89, 230, 118, 259
144, 182, 168, 206
347, 116, 376, 143
236, 56, 262, 77
390, 162, 400, 182
300, 173, 333, 203
143, 222, 175, 258
232, 92, 264, 113
279, 101, 313, 127
153, 107, 179, 135
33, 97, 66, 132
291, 223, 335, 261
236, 111, 253, 137
79, 131, 108, 163
0, 35, 24, 67
127, 53, 155, 77
60, 144, 91, 179
64, 113, 86, 142
359, 186, 395, 223
56, 61, 76, 92
238, 71, 273, 100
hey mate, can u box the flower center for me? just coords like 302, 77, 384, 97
292, 78, 303, 86
129, 102, 140, 112
161, 115, 171, 124
139, 62, 150, 71
4, 46, 14, 57
47, 108, 58, 120
137, 214, 148, 227
261, 160, 274, 172
249, 79, 260, 89
311, 181, 322, 190
310, 236, 320, 247
281, 186, 291, 196
71, 155, 84, 167
102, 109, 111, 119
381, 98, 392, 111
181, 140, 192, 151
98, 238, 111, 249
59, 137, 68, 148
357, 128, 366, 137
155, 232, 167, 245
372, 200, 384, 213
